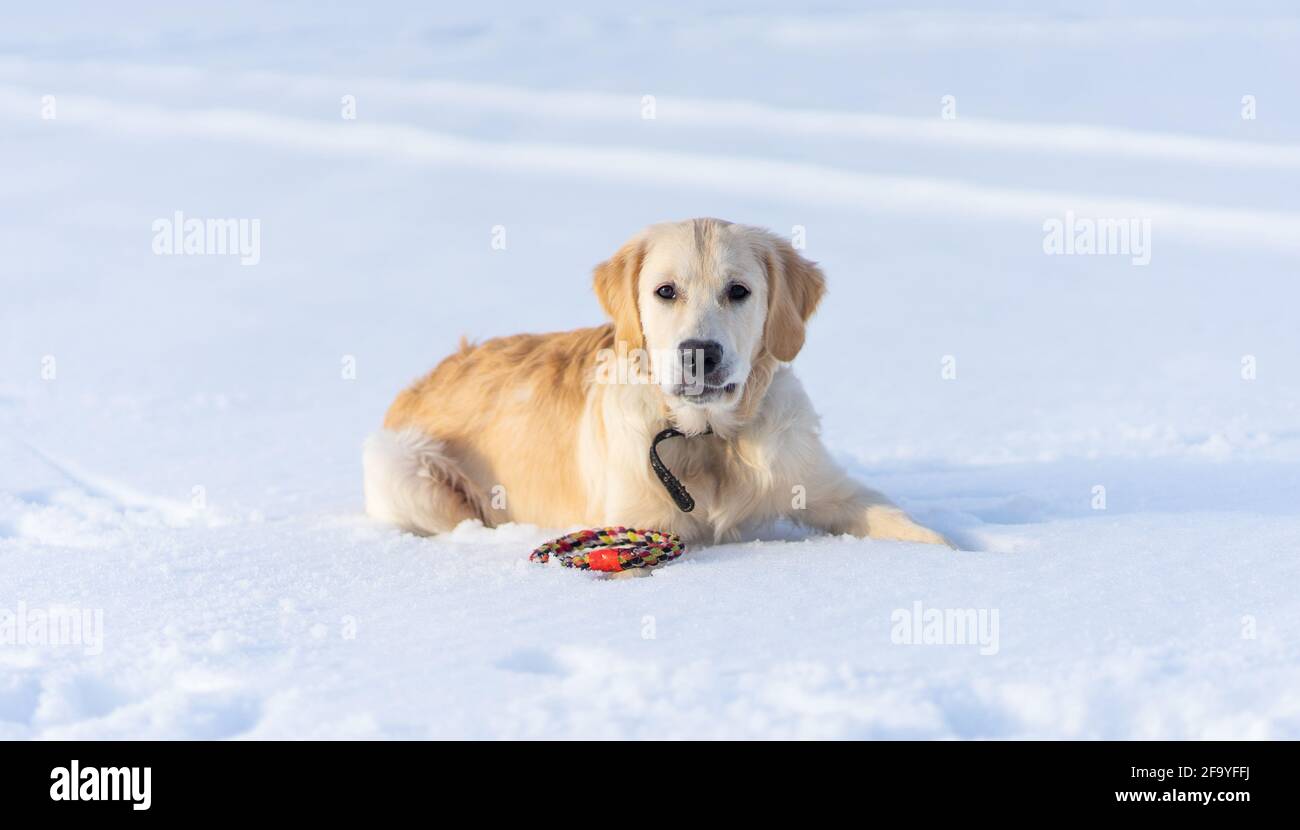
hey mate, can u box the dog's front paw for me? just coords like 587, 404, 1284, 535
862, 506, 954, 548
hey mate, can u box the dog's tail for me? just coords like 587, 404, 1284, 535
362, 428, 487, 535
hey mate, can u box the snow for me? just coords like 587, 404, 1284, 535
3, 1, 1299, 739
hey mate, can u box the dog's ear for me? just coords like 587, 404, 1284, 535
593, 236, 648, 351
763, 237, 826, 362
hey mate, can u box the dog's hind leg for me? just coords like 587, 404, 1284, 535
362, 428, 486, 535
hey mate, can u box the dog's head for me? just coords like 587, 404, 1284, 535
594, 218, 825, 431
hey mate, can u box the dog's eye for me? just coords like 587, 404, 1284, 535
726, 283, 751, 302
655, 284, 678, 300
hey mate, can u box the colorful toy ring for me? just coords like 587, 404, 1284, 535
529, 527, 686, 572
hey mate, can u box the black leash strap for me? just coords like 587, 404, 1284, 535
649, 427, 707, 513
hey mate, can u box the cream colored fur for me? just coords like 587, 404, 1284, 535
364, 218, 949, 547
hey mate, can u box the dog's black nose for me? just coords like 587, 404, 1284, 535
679, 339, 724, 379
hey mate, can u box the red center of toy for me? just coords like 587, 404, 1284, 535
585, 548, 624, 572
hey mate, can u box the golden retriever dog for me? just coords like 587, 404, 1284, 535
364, 218, 948, 547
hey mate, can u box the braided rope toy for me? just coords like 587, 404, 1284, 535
529, 527, 686, 572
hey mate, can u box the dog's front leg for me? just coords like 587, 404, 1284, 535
792, 450, 951, 547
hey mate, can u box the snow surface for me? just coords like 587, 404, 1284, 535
2, 1, 1299, 738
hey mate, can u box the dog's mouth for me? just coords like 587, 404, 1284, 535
671, 382, 738, 403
